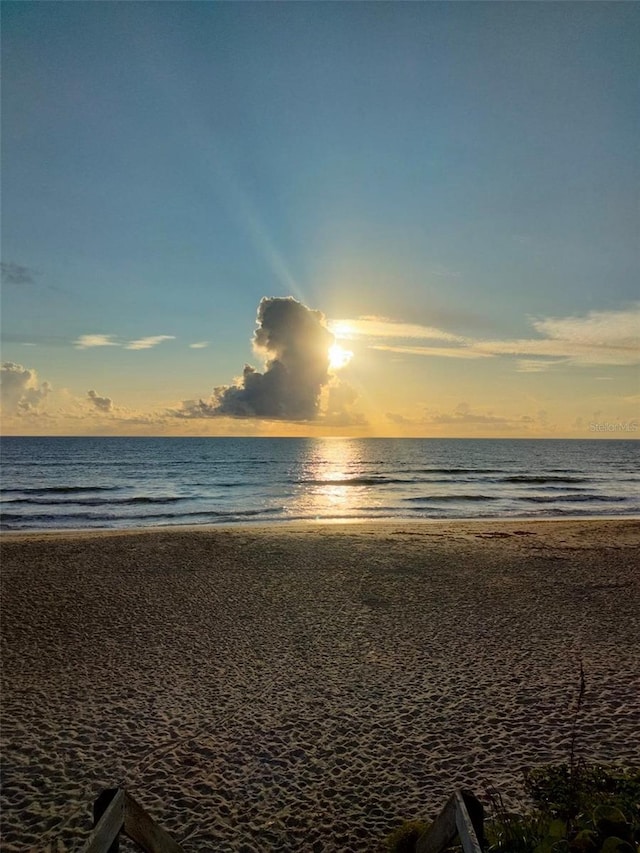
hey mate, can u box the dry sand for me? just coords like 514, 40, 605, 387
1, 519, 639, 852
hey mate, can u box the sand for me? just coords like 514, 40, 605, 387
1, 519, 639, 852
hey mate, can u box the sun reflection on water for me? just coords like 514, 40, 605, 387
290, 438, 365, 519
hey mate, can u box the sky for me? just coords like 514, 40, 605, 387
1, 1, 638, 438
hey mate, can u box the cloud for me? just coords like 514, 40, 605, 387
329, 316, 464, 343
429, 409, 512, 425
385, 403, 549, 432
74, 334, 119, 349
423, 407, 548, 432
189, 342, 209, 349
385, 412, 414, 426
532, 307, 639, 345
478, 305, 640, 367
1, 262, 36, 285
337, 304, 640, 370
175, 297, 336, 421
370, 344, 491, 359
125, 336, 175, 350
74, 334, 175, 350
320, 381, 367, 427
1, 362, 51, 414
87, 389, 113, 412
173, 399, 217, 419
475, 326, 639, 365
516, 359, 562, 373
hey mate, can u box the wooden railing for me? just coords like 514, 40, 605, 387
79, 789, 184, 853
416, 789, 484, 853
79, 786, 482, 852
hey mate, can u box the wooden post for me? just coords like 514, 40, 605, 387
416, 789, 484, 853
460, 789, 484, 849
454, 791, 483, 853
123, 791, 185, 853
77, 787, 184, 853
79, 789, 125, 853
415, 792, 458, 853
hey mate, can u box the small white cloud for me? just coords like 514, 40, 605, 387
74, 334, 119, 349
125, 336, 175, 350
189, 341, 209, 349
516, 359, 560, 373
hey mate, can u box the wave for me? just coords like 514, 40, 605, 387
0, 485, 120, 495
414, 468, 503, 475
298, 476, 410, 486
502, 475, 589, 484
0, 505, 285, 528
403, 494, 500, 503
2, 496, 185, 507
519, 494, 629, 503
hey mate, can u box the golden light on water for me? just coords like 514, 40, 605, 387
328, 343, 353, 371
291, 438, 363, 518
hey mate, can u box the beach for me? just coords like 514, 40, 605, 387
1, 519, 639, 851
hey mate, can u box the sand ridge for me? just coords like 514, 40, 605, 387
1, 519, 639, 851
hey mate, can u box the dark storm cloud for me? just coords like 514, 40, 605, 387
87, 389, 113, 412
177, 297, 334, 421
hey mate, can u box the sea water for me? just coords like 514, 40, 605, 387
1, 437, 638, 531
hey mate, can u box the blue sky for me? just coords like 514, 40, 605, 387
2, 2, 638, 436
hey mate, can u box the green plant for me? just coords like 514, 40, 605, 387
389, 670, 639, 853
386, 819, 431, 852
484, 763, 640, 853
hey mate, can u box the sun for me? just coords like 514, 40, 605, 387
328, 343, 353, 371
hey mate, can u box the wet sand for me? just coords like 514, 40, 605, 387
1, 519, 639, 851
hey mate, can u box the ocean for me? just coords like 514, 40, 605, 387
0, 437, 638, 531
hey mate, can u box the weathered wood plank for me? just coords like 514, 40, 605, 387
123, 791, 185, 853
416, 789, 484, 853
454, 791, 483, 853
460, 789, 485, 848
415, 791, 458, 853
79, 789, 124, 853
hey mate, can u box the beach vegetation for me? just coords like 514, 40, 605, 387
482, 661, 640, 852
385, 819, 431, 851
484, 763, 640, 853
388, 666, 639, 853
386, 764, 640, 853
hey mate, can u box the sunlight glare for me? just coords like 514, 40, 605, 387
328, 343, 354, 371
